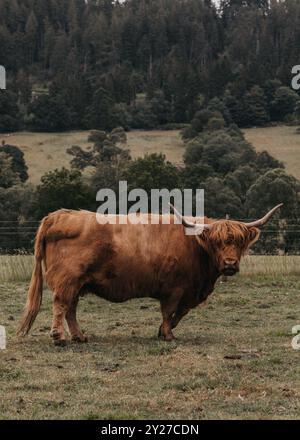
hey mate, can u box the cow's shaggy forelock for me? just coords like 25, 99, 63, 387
205, 221, 255, 251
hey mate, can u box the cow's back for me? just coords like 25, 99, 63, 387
42, 210, 204, 302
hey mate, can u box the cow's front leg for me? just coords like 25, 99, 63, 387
158, 291, 182, 341
158, 318, 174, 341
171, 306, 190, 330
158, 305, 190, 339
50, 293, 68, 346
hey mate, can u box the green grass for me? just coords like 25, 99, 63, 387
0, 257, 300, 419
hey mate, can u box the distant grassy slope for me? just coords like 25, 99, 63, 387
1, 126, 299, 184
0, 130, 184, 184
127, 129, 184, 164
243, 125, 300, 180
0, 131, 92, 184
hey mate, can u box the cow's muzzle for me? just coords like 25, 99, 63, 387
222, 266, 238, 276
222, 260, 239, 276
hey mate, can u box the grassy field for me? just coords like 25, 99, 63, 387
243, 125, 300, 180
0, 256, 300, 420
0, 255, 299, 283
1, 130, 184, 184
2, 125, 299, 184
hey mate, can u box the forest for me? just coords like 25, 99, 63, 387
0, 0, 300, 132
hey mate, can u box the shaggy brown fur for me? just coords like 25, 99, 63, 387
18, 209, 262, 344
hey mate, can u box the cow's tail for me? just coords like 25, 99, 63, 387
17, 220, 46, 337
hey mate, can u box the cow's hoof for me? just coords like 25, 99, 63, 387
50, 329, 61, 339
53, 339, 67, 347
71, 335, 88, 343
164, 333, 175, 342
158, 327, 175, 342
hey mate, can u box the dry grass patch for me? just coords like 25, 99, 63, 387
243, 125, 300, 180
1, 130, 184, 184
0, 273, 300, 419
2, 125, 299, 183
241, 255, 300, 277
0, 131, 92, 184
0, 255, 34, 283
127, 130, 184, 164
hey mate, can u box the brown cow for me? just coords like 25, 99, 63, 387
18, 204, 282, 345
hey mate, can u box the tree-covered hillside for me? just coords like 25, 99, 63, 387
0, 0, 300, 131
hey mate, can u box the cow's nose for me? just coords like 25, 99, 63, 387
224, 259, 238, 267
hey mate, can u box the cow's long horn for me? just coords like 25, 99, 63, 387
243, 204, 283, 228
169, 204, 212, 230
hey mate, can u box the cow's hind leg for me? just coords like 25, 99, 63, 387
66, 295, 88, 343
50, 292, 69, 346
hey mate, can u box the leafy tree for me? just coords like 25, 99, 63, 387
149, 90, 172, 126
28, 93, 72, 131
183, 138, 205, 165
130, 102, 158, 129
263, 79, 282, 111
246, 168, 300, 254
246, 169, 300, 219
0, 151, 20, 188
124, 153, 181, 194
206, 115, 226, 131
25, 10, 38, 64
0, 90, 20, 132
1, 143, 28, 182
294, 100, 300, 121
225, 165, 258, 202
33, 168, 94, 219
270, 87, 300, 121
111, 103, 133, 130
207, 97, 232, 125
90, 160, 128, 198
0, 184, 36, 251
242, 86, 270, 127
203, 177, 245, 219
84, 87, 115, 130
182, 163, 215, 191
190, 109, 212, 134
223, 90, 245, 127
199, 131, 256, 175
255, 151, 284, 171
0, 184, 34, 222
68, 128, 130, 169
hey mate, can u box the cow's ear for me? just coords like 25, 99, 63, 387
246, 227, 260, 249
195, 230, 211, 253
